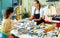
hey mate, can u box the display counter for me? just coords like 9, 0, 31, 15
10, 19, 59, 38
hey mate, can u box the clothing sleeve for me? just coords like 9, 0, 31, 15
40, 8, 44, 18
31, 6, 35, 16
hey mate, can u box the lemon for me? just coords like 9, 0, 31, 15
33, 30, 38, 33
58, 34, 60, 38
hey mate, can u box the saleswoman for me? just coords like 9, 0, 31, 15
29, 0, 45, 25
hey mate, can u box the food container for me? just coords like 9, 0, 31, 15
56, 22, 60, 28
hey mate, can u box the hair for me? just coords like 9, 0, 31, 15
48, 4, 54, 8
4, 7, 14, 19
34, 0, 41, 10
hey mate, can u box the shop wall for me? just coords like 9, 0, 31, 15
2, 0, 12, 9
22, 0, 60, 14
0, 0, 12, 20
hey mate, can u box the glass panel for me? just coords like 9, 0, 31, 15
0, 0, 3, 21
12, 0, 22, 7
46, 0, 59, 2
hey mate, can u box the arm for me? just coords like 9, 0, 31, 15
28, 16, 34, 20
11, 20, 24, 25
11, 20, 19, 25
36, 17, 42, 21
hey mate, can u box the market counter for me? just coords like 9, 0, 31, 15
10, 19, 58, 38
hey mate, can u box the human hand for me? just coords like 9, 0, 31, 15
34, 19, 37, 22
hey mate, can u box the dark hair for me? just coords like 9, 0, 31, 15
34, 0, 41, 10
4, 7, 14, 19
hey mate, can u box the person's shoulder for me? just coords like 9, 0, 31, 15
2, 19, 11, 24
5, 19, 11, 23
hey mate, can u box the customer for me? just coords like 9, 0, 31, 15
29, 0, 45, 25
1, 7, 17, 38
44, 4, 56, 21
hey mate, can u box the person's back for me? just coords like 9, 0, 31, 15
1, 19, 12, 38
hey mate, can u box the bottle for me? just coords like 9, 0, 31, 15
16, 2, 21, 21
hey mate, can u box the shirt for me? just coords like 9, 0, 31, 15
31, 6, 44, 18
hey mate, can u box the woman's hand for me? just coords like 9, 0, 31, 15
13, 26, 18, 29
34, 19, 40, 22
28, 16, 34, 20
9, 26, 18, 31
34, 19, 37, 22
34, 17, 42, 22
28, 17, 33, 20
